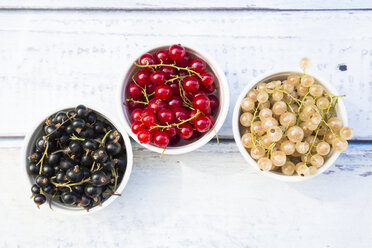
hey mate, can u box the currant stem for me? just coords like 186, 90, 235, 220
37, 136, 49, 174
100, 130, 112, 147
134, 62, 202, 78
153, 110, 201, 129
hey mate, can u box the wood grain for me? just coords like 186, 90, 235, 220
0, 0, 371, 10
1, 10, 371, 139
2, 140, 372, 247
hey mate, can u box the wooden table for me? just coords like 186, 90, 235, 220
1, 1, 372, 247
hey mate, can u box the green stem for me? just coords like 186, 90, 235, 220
134, 62, 201, 78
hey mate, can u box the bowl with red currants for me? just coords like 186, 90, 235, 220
22, 105, 133, 214
233, 70, 353, 181
118, 44, 229, 154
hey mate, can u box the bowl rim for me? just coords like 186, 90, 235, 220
232, 68, 348, 182
116, 43, 230, 155
21, 104, 133, 215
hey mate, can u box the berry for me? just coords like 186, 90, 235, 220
61, 192, 79, 205
168, 44, 186, 61
183, 76, 200, 93
91, 171, 110, 187
137, 129, 153, 144
131, 108, 143, 122
34, 194, 46, 208
139, 53, 155, 65
194, 115, 212, 133
106, 142, 121, 155
202, 82, 215, 94
76, 105, 89, 118
192, 95, 210, 111
84, 185, 102, 198
176, 53, 191, 67
153, 131, 170, 147
136, 69, 151, 86
188, 58, 206, 73
168, 82, 180, 95
177, 123, 193, 139
148, 98, 166, 113
166, 96, 183, 109
163, 126, 177, 137
155, 50, 170, 64
157, 108, 174, 124
155, 84, 172, 100
66, 165, 83, 182
160, 66, 176, 79
131, 121, 144, 134
93, 148, 108, 163
200, 72, 214, 87
127, 82, 143, 99
142, 111, 156, 127
28, 163, 39, 175
150, 70, 166, 85
173, 107, 189, 123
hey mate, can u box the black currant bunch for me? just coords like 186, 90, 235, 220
28, 105, 127, 211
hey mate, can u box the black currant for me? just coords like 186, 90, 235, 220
66, 125, 75, 135
34, 194, 46, 208
28, 163, 39, 175
91, 171, 110, 187
86, 112, 96, 124
82, 167, 90, 178
72, 118, 86, 133
47, 153, 61, 165
68, 140, 82, 155
43, 184, 56, 194
93, 148, 108, 163
28, 152, 41, 163
35, 137, 52, 152
83, 140, 98, 153
102, 159, 115, 172
113, 158, 126, 173
72, 185, 84, 195
31, 184, 40, 194
80, 128, 94, 138
42, 164, 54, 177
35, 174, 49, 187
106, 142, 121, 156
84, 185, 102, 198
44, 124, 61, 138
59, 160, 73, 171
66, 165, 83, 182
76, 105, 89, 118
56, 171, 67, 183
59, 134, 70, 145
108, 130, 121, 142
61, 192, 78, 205
93, 121, 106, 134
55, 111, 68, 123
77, 195, 91, 207
67, 110, 77, 118
81, 154, 93, 166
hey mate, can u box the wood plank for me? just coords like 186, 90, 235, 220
2, 140, 372, 247
0, 0, 371, 10
0, 10, 371, 139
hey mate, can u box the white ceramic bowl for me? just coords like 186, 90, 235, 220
232, 69, 348, 182
21, 105, 133, 214
117, 44, 229, 154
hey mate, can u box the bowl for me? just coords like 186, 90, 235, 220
117, 44, 229, 154
232, 69, 348, 182
21, 105, 133, 214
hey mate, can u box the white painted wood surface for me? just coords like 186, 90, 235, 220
1, 0, 371, 10
1, 141, 372, 247
1, 10, 372, 139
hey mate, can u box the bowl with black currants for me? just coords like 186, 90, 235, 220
117, 44, 229, 154
22, 105, 133, 214
233, 69, 353, 182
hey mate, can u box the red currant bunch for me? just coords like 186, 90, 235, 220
125, 44, 220, 148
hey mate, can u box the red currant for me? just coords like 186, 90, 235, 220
160, 66, 176, 79
168, 82, 180, 95
157, 108, 174, 124
202, 107, 212, 115
148, 98, 166, 113
136, 69, 151, 86
173, 107, 190, 123
189, 110, 199, 125
150, 70, 166, 85
139, 53, 155, 66
168, 44, 186, 61
155, 84, 172, 100
209, 95, 219, 110
207, 115, 215, 125
127, 82, 143, 100
200, 72, 214, 87
183, 76, 200, 93
176, 53, 191, 67
147, 84, 156, 95
142, 111, 156, 127
178, 70, 189, 77
194, 115, 212, 133
188, 58, 206, 73
131, 108, 143, 122
127, 101, 145, 111
149, 124, 160, 134
137, 129, 153, 144
178, 123, 193, 139
192, 95, 210, 111
166, 96, 183, 109
202, 82, 215, 94
153, 131, 170, 147
131, 121, 144, 134
155, 50, 170, 64
192, 90, 206, 99
164, 126, 177, 137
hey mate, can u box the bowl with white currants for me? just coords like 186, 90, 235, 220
232, 70, 353, 181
